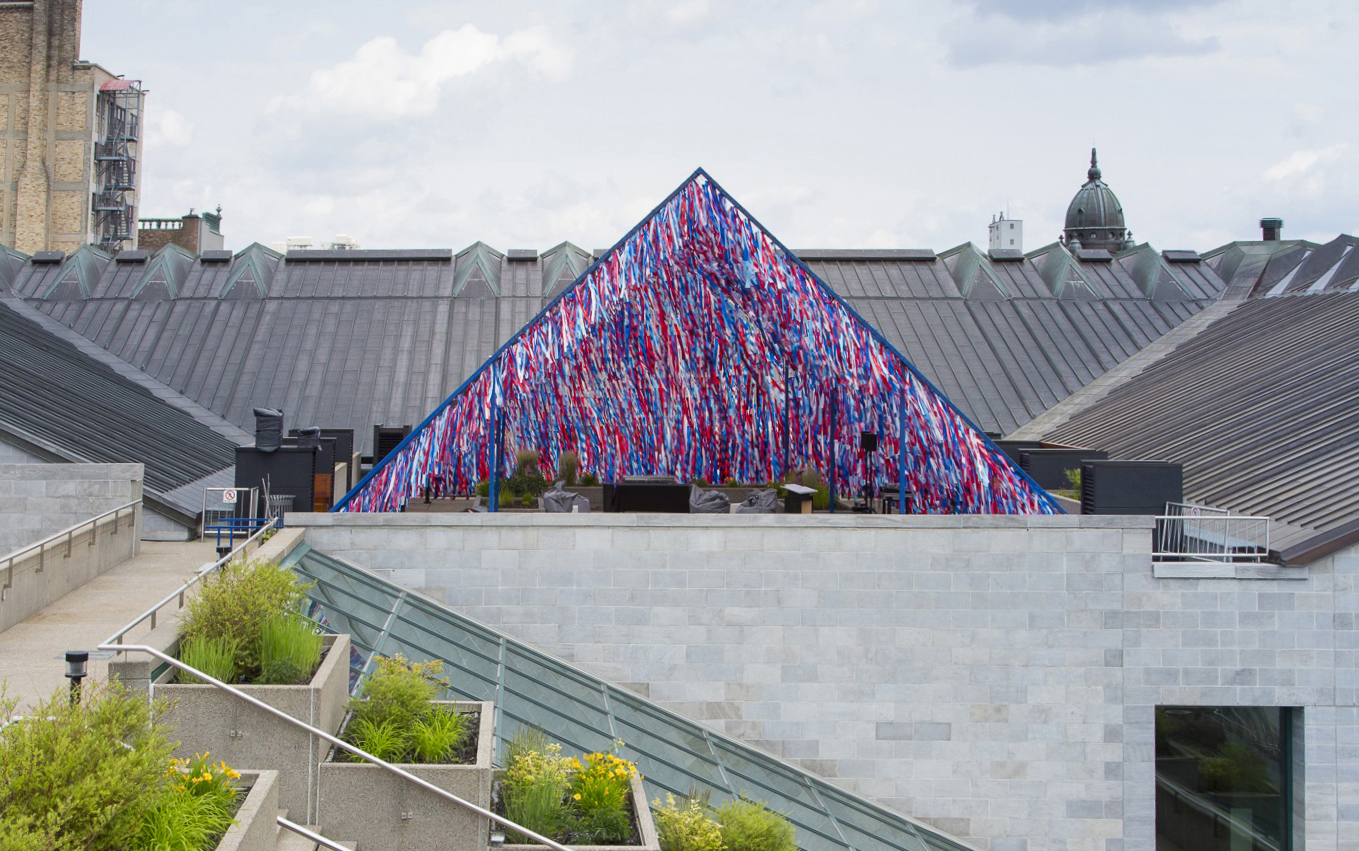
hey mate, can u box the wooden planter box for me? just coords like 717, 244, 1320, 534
155, 633, 351, 825
318, 701, 495, 851
217, 770, 279, 851
501, 773, 661, 851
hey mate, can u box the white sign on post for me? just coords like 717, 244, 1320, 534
222, 489, 238, 505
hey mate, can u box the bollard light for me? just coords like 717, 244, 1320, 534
64, 650, 88, 705
488, 828, 506, 848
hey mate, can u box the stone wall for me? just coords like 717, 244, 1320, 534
295, 512, 1357, 851
0, 462, 144, 555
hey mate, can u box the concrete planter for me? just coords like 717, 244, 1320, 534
217, 770, 279, 851
501, 773, 661, 851
155, 632, 351, 825
318, 701, 495, 851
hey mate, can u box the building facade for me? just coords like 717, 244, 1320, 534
0, 0, 143, 254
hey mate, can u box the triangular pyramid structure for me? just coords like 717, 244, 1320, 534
337, 170, 1060, 515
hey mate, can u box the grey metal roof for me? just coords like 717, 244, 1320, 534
1044, 287, 1359, 556
805, 242, 1222, 434
0, 298, 239, 513
6, 239, 1224, 454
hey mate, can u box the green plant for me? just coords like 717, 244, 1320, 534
652, 793, 725, 851
798, 469, 831, 511
138, 753, 241, 851
515, 449, 541, 474
258, 614, 323, 685
691, 477, 709, 488
500, 727, 574, 841
346, 718, 410, 762
716, 797, 796, 851
348, 655, 445, 730
581, 471, 600, 487
558, 451, 580, 486
136, 788, 235, 851
568, 749, 638, 844
1064, 467, 1082, 492
0, 683, 176, 851
180, 557, 309, 679
502, 728, 575, 803
178, 635, 239, 685
409, 708, 470, 764
475, 480, 490, 498
725, 477, 739, 488
505, 774, 570, 844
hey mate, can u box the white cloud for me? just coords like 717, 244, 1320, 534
664, 1, 710, 25
1264, 144, 1352, 182
145, 108, 194, 147
303, 24, 572, 119
945, 5, 1218, 67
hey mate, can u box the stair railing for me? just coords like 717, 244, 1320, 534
97, 642, 575, 851
103, 516, 279, 645
276, 816, 357, 851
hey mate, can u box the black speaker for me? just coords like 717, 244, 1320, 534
860, 432, 878, 452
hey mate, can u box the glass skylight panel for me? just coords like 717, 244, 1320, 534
287, 545, 981, 851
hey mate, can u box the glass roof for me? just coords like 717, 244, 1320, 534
286, 544, 976, 851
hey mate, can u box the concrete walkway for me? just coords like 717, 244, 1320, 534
0, 540, 217, 712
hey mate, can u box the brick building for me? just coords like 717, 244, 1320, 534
0, 0, 143, 255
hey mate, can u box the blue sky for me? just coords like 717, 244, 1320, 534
85, 0, 1358, 252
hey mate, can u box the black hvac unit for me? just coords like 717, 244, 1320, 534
372, 424, 412, 465
290, 428, 356, 488
604, 477, 690, 513
1080, 460, 1183, 515
235, 445, 317, 514
994, 440, 1047, 466
1020, 448, 1109, 490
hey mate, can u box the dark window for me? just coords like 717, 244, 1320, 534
1156, 706, 1294, 851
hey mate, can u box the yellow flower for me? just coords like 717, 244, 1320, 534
573, 793, 581, 801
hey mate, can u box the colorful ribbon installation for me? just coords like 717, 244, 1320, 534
336, 170, 1061, 516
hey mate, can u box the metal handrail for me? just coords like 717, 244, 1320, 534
103, 516, 279, 645
276, 817, 354, 851
97, 643, 574, 851
1, 499, 140, 602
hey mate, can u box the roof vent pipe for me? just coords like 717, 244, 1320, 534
253, 407, 284, 453
1260, 217, 1284, 241
296, 426, 321, 450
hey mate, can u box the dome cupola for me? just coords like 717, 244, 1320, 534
1063, 149, 1131, 252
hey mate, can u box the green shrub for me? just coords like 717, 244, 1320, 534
557, 451, 580, 486
178, 635, 240, 685
258, 614, 323, 685
343, 655, 474, 764
716, 798, 796, 851
410, 708, 470, 764
180, 558, 309, 679
581, 471, 600, 487
652, 793, 725, 851
348, 655, 444, 730
0, 683, 175, 851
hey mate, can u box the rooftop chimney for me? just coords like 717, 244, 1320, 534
1260, 217, 1284, 241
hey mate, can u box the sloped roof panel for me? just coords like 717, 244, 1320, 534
1046, 291, 1359, 552
0, 301, 237, 496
